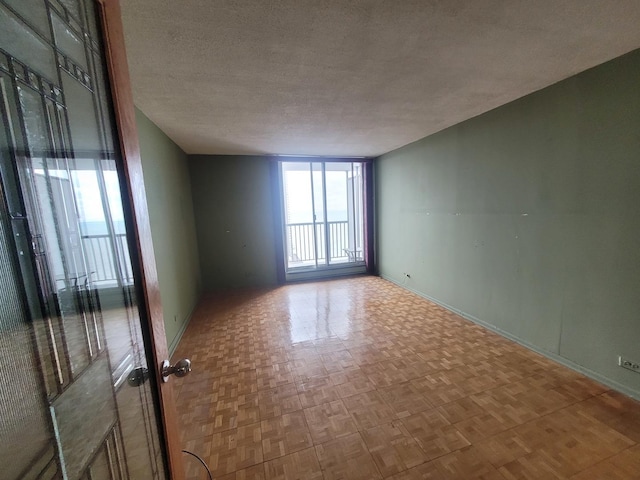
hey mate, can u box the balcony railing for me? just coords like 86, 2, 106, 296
286, 221, 361, 265
81, 234, 133, 285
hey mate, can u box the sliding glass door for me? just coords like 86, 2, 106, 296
280, 160, 366, 279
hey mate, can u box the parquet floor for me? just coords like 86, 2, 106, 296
171, 276, 640, 480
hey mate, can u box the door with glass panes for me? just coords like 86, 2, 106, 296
0, 0, 181, 479
280, 160, 366, 280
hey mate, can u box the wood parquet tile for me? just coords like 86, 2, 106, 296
342, 390, 396, 430
218, 464, 266, 480
453, 410, 517, 444
172, 277, 640, 479
362, 421, 430, 477
576, 390, 640, 443
257, 384, 302, 420
498, 449, 569, 480
433, 446, 507, 480
320, 349, 358, 374
264, 447, 324, 480
207, 423, 263, 477
256, 363, 295, 391
237, 393, 261, 427
402, 409, 471, 461
260, 411, 313, 460
303, 400, 359, 444
378, 381, 433, 419
290, 355, 328, 382
296, 375, 341, 408
388, 461, 440, 479
362, 360, 412, 387
315, 433, 382, 480
569, 444, 640, 480
332, 368, 376, 398
474, 428, 534, 468
437, 396, 485, 424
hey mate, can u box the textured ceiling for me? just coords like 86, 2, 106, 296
120, 1, 640, 157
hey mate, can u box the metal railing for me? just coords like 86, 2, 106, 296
81, 234, 134, 284
286, 221, 358, 264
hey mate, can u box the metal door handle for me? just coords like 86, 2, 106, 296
161, 358, 191, 382
127, 367, 149, 387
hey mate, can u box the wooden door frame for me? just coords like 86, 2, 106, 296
96, 1, 184, 478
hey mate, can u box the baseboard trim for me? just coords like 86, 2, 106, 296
168, 302, 198, 358
381, 274, 640, 401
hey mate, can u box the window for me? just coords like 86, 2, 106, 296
278, 160, 369, 280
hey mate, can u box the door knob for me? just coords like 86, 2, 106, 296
161, 358, 191, 382
127, 366, 149, 387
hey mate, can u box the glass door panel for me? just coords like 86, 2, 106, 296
0, 1, 167, 479
325, 163, 349, 265
282, 161, 316, 269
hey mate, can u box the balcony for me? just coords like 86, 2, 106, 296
81, 233, 134, 286
285, 221, 363, 269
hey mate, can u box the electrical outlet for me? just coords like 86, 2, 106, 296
618, 355, 640, 373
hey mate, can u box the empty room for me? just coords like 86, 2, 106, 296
1, 1, 640, 479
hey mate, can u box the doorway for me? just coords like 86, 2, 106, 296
279, 160, 368, 281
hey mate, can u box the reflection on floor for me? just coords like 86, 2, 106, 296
171, 276, 640, 480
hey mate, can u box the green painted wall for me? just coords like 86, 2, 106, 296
136, 109, 202, 353
377, 49, 640, 398
188, 155, 278, 290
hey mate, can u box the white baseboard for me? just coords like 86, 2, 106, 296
381, 274, 640, 401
